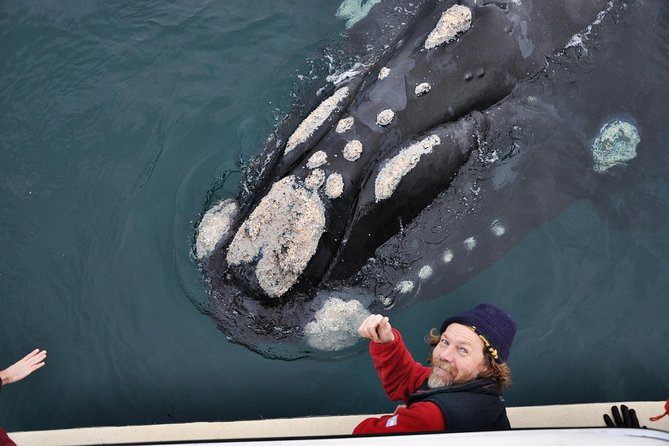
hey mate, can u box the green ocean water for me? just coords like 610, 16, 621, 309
1, 0, 668, 432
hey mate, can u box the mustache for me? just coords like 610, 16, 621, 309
432, 359, 455, 373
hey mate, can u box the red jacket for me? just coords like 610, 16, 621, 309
0, 427, 16, 446
353, 328, 446, 434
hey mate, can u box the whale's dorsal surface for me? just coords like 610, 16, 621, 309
196, 0, 667, 358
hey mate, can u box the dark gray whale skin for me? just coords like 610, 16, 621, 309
199, 0, 669, 357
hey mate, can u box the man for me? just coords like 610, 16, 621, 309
353, 303, 516, 434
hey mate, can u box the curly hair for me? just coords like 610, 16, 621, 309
427, 328, 511, 392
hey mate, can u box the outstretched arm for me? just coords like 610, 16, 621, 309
358, 315, 431, 401
0, 349, 47, 387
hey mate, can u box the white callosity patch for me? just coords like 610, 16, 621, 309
376, 109, 395, 126
305, 168, 326, 190
490, 220, 506, 237
464, 237, 477, 251
307, 150, 328, 169
304, 298, 371, 351
336, 117, 354, 134
380, 295, 394, 308
424, 5, 472, 50
415, 82, 431, 96
226, 176, 326, 298
378, 67, 391, 80
195, 199, 239, 259
415, 84, 430, 96
285, 87, 350, 154
375, 134, 441, 202
443, 249, 454, 263
343, 140, 363, 161
395, 280, 415, 294
418, 265, 434, 279
325, 173, 344, 199
591, 119, 640, 173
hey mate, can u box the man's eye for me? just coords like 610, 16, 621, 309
441, 339, 449, 345
459, 347, 468, 354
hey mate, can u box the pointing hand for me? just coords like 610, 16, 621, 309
358, 314, 395, 344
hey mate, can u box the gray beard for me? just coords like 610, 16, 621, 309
427, 367, 453, 389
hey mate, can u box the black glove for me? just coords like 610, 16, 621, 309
603, 404, 645, 428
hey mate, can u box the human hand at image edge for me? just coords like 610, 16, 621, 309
0, 349, 47, 386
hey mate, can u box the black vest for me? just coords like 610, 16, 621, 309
408, 378, 510, 432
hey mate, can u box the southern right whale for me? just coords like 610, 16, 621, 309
195, 0, 669, 357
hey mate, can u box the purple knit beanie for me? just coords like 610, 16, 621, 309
440, 303, 517, 363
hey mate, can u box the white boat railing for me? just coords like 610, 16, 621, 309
8, 400, 669, 446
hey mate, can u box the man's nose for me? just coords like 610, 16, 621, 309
436, 345, 454, 362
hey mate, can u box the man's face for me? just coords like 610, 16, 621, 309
428, 322, 487, 388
